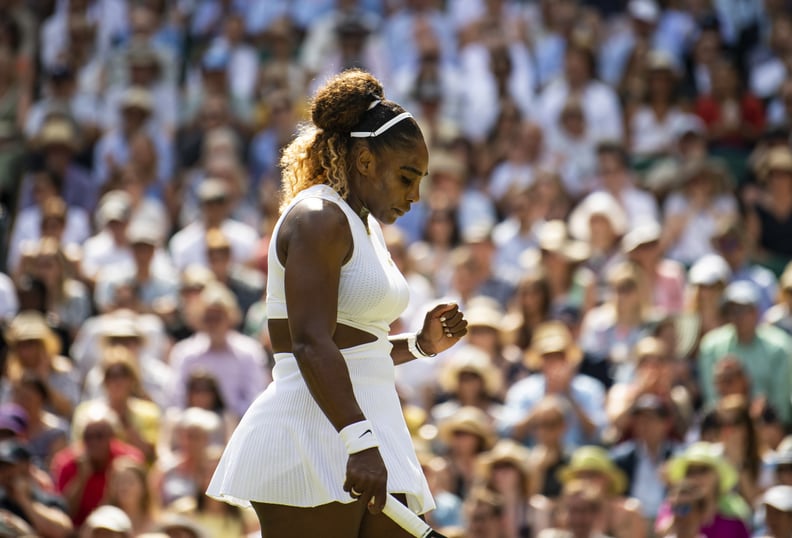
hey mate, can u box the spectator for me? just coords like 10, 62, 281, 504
23, 118, 95, 212
611, 394, 677, 522
105, 457, 160, 535
51, 403, 143, 527
432, 345, 505, 424
695, 57, 765, 151
504, 269, 553, 355
657, 442, 750, 538
9, 375, 68, 471
525, 395, 571, 499
660, 480, 709, 538
536, 478, 611, 538
8, 165, 90, 273
697, 281, 792, 426
82, 316, 172, 411
501, 321, 606, 448
592, 141, 659, 226
74, 348, 160, 464
747, 147, 792, 274
607, 336, 692, 442
168, 179, 259, 271
623, 221, 686, 314
711, 216, 778, 316
167, 282, 268, 419
568, 192, 628, 303
438, 406, 497, 500
554, 446, 645, 538
19, 238, 90, 338
578, 262, 653, 387
475, 439, 534, 538
684, 253, 732, 347
2, 310, 79, 418
80, 191, 133, 284
461, 486, 506, 538
150, 407, 220, 508
662, 159, 738, 266
0, 439, 73, 537
203, 228, 264, 319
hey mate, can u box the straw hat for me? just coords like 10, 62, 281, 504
464, 296, 504, 331
438, 406, 497, 450
5, 311, 61, 357
120, 86, 154, 113
439, 346, 502, 397
759, 147, 792, 181
674, 158, 732, 193
476, 439, 532, 478
36, 119, 79, 152
632, 335, 667, 364
568, 192, 628, 241
558, 446, 628, 495
666, 442, 738, 494
523, 321, 582, 370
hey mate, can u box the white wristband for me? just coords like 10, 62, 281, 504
404, 332, 436, 358
339, 420, 379, 454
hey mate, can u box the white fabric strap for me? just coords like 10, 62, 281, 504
350, 112, 413, 138
339, 420, 379, 454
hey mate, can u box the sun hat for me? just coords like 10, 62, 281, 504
568, 192, 628, 242
84, 505, 133, 533
759, 147, 792, 181
120, 86, 154, 113
464, 296, 504, 331
476, 439, 532, 478
532, 220, 590, 264
5, 311, 61, 357
666, 442, 738, 494
96, 191, 133, 228
523, 321, 582, 370
439, 346, 502, 397
36, 119, 79, 152
632, 335, 668, 364
558, 445, 628, 495
438, 406, 497, 450
197, 178, 229, 202
628, 0, 660, 23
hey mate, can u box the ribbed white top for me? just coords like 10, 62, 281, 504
266, 184, 409, 335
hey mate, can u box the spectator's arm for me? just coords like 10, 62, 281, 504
13, 493, 73, 538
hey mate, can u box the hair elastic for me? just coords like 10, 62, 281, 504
350, 112, 413, 138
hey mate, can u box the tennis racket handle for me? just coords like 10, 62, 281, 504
383, 494, 434, 538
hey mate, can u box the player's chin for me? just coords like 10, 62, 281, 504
379, 207, 405, 224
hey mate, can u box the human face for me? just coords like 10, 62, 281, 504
112, 467, 145, 508
766, 505, 792, 538
684, 464, 718, 497
466, 500, 502, 538
563, 495, 602, 538
83, 421, 114, 462
355, 140, 429, 224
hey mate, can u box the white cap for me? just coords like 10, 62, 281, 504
763, 485, 792, 512
622, 220, 662, 253
628, 0, 660, 23
126, 219, 161, 246
689, 254, 731, 286
85, 505, 132, 533
722, 281, 760, 306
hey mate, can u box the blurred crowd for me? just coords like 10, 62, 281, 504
1, 0, 792, 537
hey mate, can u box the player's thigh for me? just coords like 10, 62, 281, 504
252, 500, 364, 538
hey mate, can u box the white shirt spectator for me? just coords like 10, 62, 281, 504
458, 42, 537, 141
538, 79, 624, 143
663, 192, 737, 265
7, 206, 91, 273
169, 219, 259, 271
630, 109, 697, 156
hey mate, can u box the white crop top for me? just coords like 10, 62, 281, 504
266, 184, 410, 336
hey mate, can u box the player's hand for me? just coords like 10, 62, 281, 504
344, 447, 388, 514
417, 303, 468, 356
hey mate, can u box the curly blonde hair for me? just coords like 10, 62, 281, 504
279, 69, 423, 211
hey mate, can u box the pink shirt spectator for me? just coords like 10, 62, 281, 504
168, 331, 270, 418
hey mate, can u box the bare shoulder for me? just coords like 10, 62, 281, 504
278, 196, 353, 265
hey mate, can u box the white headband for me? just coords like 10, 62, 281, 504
350, 112, 413, 138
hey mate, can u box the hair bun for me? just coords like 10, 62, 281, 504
311, 69, 385, 133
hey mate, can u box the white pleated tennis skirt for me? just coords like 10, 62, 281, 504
206, 336, 434, 515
